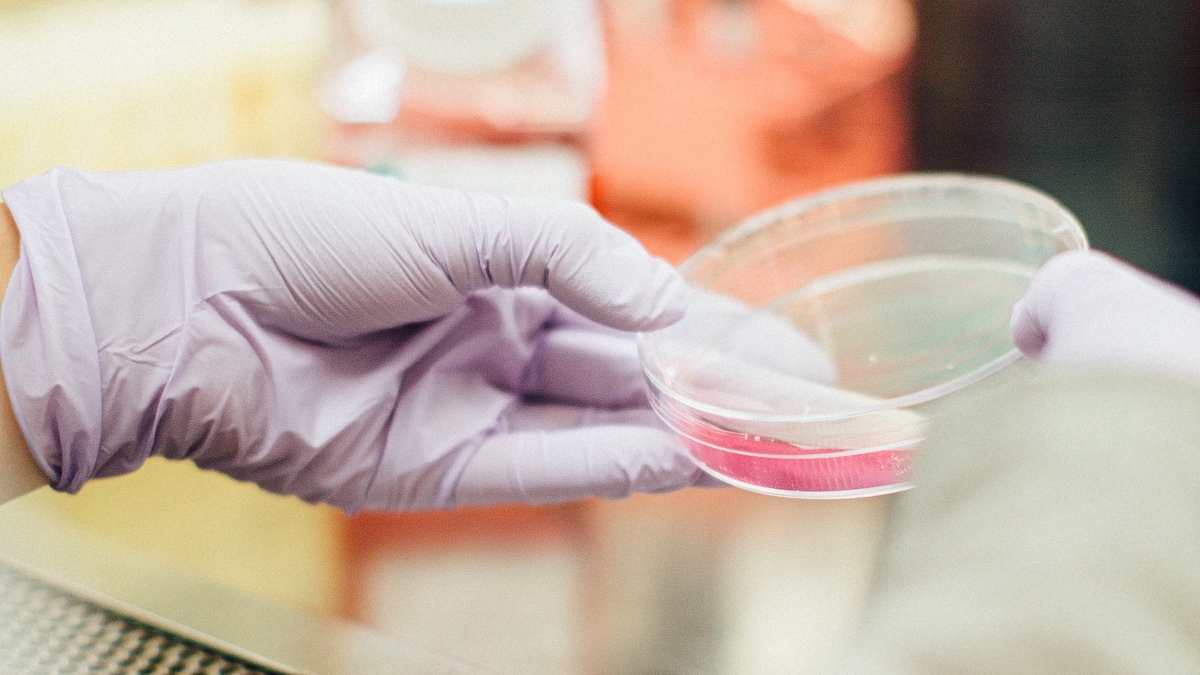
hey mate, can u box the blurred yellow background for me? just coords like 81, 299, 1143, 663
0, 0, 342, 614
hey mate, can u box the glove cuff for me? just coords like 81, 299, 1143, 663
1, 170, 105, 494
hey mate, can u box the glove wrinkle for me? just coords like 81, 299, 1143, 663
1, 169, 105, 493
518, 332, 549, 397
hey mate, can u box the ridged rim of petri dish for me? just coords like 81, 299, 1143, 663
638, 172, 1089, 423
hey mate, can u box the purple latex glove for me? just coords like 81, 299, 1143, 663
1011, 250, 1200, 386
0, 159, 706, 512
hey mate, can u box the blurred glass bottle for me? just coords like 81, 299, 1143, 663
591, 0, 916, 244
322, 0, 603, 199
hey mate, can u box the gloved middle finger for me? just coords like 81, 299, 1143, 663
502, 402, 661, 432
522, 326, 648, 408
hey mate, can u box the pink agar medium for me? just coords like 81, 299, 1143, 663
672, 416, 915, 494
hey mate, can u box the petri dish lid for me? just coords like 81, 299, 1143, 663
639, 173, 1088, 423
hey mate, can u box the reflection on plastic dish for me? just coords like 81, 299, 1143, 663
639, 173, 1088, 498
655, 396, 917, 498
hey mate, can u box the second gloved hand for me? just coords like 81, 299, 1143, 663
1010, 250, 1200, 386
0, 159, 702, 512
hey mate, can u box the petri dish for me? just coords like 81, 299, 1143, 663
638, 173, 1088, 498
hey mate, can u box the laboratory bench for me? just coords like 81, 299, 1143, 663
0, 499, 493, 675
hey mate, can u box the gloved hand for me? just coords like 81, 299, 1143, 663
1011, 250, 1200, 387
0, 159, 706, 512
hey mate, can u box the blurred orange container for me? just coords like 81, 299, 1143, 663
590, 0, 915, 238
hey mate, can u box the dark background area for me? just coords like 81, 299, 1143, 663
912, 0, 1200, 292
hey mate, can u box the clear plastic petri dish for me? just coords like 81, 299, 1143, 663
638, 173, 1088, 498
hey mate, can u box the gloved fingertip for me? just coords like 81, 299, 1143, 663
555, 245, 690, 332
1009, 297, 1025, 329
509, 200, 689, 331
1010, 296, 1046, 357
636, 259, 690, 330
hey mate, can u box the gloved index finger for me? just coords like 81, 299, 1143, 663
430, 190, 688, 332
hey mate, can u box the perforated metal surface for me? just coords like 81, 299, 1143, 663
0, 563, 287, 675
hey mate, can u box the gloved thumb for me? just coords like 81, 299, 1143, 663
1009, 250, 1200, 385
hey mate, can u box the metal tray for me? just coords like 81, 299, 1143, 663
0, 557, 301, 675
